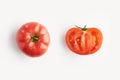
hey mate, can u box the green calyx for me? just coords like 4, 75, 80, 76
82, 25, 87, 31
75, 25, 87, 31
31, 32, 44, 42
31, 35, 39, 42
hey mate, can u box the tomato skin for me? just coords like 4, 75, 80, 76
16, 22, 50, 57
65, 26, 103, 55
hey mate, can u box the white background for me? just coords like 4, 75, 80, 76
0, 0, 120, 80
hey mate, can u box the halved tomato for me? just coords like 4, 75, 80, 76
65, 25, 103, 55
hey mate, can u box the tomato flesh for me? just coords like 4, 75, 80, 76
66, 27, 103, 55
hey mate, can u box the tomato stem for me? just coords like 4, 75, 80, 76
75, 25, 87, 31
31, 35, 39, 42
82, 25, 87, 31
31, 34, 44, 42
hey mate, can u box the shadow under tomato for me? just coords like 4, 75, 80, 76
60, 26, 75, 56
9, 24, 26, 58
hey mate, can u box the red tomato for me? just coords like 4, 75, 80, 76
16, 22, 50, 57
65, 25, 103, 55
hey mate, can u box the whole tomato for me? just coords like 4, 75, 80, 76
16, 22, 50, 57
65, 25, 103, 55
